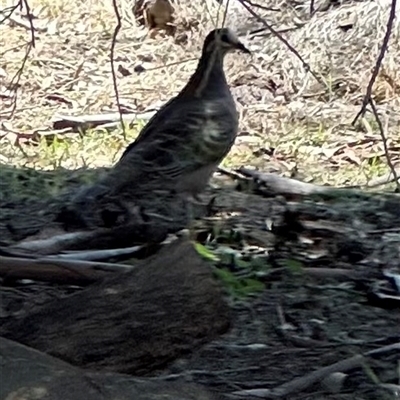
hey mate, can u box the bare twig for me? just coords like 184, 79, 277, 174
220, 0, 230, 27
310, 0, 315, 15
21, 0, 36, 47
217, 166, 245, 180
236, 0, 323, 85
352, 0, 397, 125
110, 0, 127, 139
6, 43, 32, 118
0, 2, 22, 25
2, 0, 36, 118
368, 99, 400, 190
240, 0, 279, 12
249, 25, 304, 37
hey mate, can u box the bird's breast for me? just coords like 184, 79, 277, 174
196, 100, 238, 152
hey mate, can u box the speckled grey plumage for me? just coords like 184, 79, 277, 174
106, 28, 249, 197
65, 28, 249, 228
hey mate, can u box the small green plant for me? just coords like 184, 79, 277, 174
213, 267, 265, 299
193, 241, 266, 299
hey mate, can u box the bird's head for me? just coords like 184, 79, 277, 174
203, 28, 251, 56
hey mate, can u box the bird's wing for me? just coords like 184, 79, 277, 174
116, 97, 238, 181
119, 96, 178, 160
100, 98, 238, 197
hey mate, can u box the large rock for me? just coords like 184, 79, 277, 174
1, 238, 231, 374
1, 337, 220, 400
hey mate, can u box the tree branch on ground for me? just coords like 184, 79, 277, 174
0, 255, 133, 285
235, 168, 352, 197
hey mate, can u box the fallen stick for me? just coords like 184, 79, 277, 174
230, 343, 400, 398
8, 221, 163, 255
237, 168, 331, 196
11, 230, 110, 255
53, 245, 144, 261
52, 111, 156, 130
0, 255, 133, 284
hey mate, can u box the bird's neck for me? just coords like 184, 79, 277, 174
183, 49, 228, 97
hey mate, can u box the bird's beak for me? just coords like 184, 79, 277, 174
236, 41, 251, 54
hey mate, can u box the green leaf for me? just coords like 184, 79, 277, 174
193, 242, 219, 262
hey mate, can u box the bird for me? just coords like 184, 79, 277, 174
110, 27, 250, 197
65, 28, 250, 228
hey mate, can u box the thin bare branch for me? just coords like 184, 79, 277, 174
6, 43, 33, 118
21, 0, 36, 47
368, 99, 400, 191
220, 0, 230, 27
310, 0, 316, 15
236, 0, 323, 85
249, 24, 304, 37
352, 0, 397, 125
240, 0, 279, 12
1, 0, 36, 119
0, 1, 22, 25
110, 0, 127, 139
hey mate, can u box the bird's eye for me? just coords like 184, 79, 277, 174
220, 34, 229, 43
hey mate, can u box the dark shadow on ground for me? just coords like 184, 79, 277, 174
1, 163, 400, 400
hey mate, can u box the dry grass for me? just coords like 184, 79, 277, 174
0, 0, 399, 188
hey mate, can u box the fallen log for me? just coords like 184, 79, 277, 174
0, 255, 134, 285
